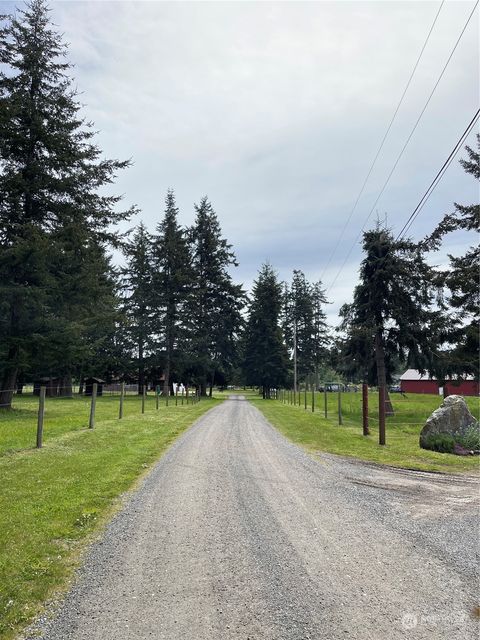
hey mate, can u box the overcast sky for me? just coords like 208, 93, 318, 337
4, 0, 479, 324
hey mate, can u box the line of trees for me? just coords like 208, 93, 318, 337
242, 266, 330, 397
242, 136, 478, 407
121, 193, 245, 397
0, 0, 245, 406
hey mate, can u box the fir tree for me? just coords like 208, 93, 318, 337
186, 197, 244, 396
426, 135, 479, 379
121, 223, 153, 392
243, 264, 290, 398
311, 280, 330, 387
342, 224, 445, 442
282, 272, 330, 388
0, 0, 133, 407
151, 190, 192, 395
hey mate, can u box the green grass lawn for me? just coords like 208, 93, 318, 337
0, 394, 219, 640
252, 391, 480, 474
0, 392, 189, 455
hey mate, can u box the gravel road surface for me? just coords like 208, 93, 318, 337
29, 396, 479, 640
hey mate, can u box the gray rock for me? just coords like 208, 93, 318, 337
419, 395, 478, 449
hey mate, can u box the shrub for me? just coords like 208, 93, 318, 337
456, 423, 480, 450
421, 433, 455, 453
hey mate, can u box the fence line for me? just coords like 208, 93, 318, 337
275, 386, 451, 444
1, 384, 202, 452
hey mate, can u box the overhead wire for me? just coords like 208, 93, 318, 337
325, 0, 479, 294
319, 0, 445, 281
395, 107, 480, 240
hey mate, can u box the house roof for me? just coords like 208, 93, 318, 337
400, 369, 474, 382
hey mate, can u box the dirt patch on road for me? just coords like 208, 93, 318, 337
339, 459, 480, 519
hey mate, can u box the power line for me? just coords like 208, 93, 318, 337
326, 0, 479, 294
319, 0, 445, 281
396, 108, 480, 240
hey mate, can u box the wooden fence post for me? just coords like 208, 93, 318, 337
379, 384, 386, 445
362, 382, 370, 435
36, 385, 46, 448
156, 385, 159, 410
324, 386, 328, 418
186, 385, 189, 405
119, 382, 124, 419
338, 385, 343, 425
312, 386, 315, 413
89, 383, 97, 429
175, 386, 178, 406
142, 385, 146, 414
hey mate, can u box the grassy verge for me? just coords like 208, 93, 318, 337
0, 397, 219, 640
251, 393, 480, 474
0, 393, 183, 455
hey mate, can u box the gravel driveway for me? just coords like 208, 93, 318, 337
28, 396, 479, 640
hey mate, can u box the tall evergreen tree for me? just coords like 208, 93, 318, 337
43, 226, 121, 395
186, 197, 244, 395
282, 272, 330, 388
311, 280, 330, 386
342, 224, 445, 440
243, 264, 290, 398
426, 135, 479, 379
151, 190, 191, 395
121, 223, 153, 392
0, 0, 133, 407
286, 270, 316, 383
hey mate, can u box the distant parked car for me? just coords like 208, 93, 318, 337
389, 385, 401, 393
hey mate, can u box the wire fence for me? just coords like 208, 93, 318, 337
0, 384, 200, 453
274, 385, 466, 432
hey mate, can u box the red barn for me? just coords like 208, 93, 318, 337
400, 369, 479, 396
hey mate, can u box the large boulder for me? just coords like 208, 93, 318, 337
419, 395, 478, 450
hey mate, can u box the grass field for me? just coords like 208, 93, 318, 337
0, 394, 219, 640
250, 390, 480, 474
0, 391, 190, 455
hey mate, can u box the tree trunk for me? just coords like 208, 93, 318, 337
16, 382, 24, 395
163, 360, 170, 397
59, 374, 73, 398
0, 348, 19, 409
46, 378, 58, 397
208, 370, 215, 398
374, 330, 394, 416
